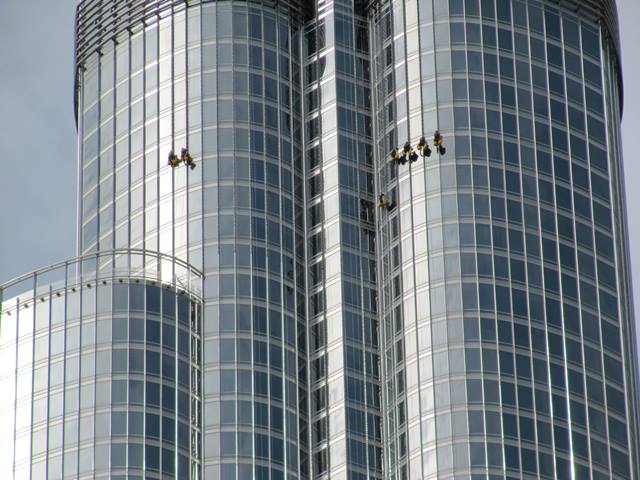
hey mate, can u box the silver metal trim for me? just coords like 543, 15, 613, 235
0, 248, 203, 302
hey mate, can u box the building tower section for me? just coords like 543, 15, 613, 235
0, 250, 203, 479
74, 1, 311, 478
370, 0, 638, 478
302, 1, 382, 479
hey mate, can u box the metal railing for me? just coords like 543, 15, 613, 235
0, 249, 203, 309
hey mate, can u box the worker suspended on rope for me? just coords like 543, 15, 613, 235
389, 147, 400, 164
417, 136, 431, 157
401, 142, 412, 165
168, 150, 181, 167
377, 193, 394, 211
181, 148, 196, 170
433, 130, 446, 155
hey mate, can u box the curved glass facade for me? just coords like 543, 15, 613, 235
76, 2, 309, 477
371, 0, 638, 478
0, 250, 202, 479
1, 0, 631, 479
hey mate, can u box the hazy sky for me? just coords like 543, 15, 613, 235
0, 1, 638, 326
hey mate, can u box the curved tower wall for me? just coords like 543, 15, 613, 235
75, 2, 310, 478
0, 251, 202, 480
370, 0, 638, 478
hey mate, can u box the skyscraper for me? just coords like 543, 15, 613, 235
0, 0, 638, 479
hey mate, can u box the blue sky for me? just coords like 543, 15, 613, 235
0, 1, 638, 329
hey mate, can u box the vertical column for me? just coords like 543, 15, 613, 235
303, 2, 382, 479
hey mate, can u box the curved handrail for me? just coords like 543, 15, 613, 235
0, 248, 202, 290
0, 249, 203, 306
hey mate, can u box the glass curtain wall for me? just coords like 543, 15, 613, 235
0, 251, 202, 480
70, 1, 640, 479
75, 2, 309, 479
370, 0, 638, 479
303, 1, 382, 479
